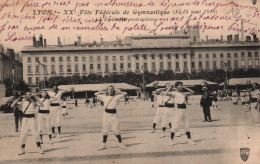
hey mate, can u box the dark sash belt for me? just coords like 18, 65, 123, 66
23, 114, 35, 118
177, 104, 186, 109
251, 98, 257, 103
39, 110, 50, 113
50, 103, 60, 106
165, 103, 175, 107
62, 106, 66, 108
159, 105, 165, 107
105, 109, 117, 113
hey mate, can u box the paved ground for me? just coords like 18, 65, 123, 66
0, 100, 260, 164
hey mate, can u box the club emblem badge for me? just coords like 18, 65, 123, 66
240, 147, 250, 162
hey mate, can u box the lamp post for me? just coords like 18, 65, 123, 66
12, 64, 15, 94
37, 61, 44, 90
142, 65, 146, 100
224, 63, 228, 91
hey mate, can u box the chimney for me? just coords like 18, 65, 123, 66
220, 35, 223, 41
33, 34, 37, 47
253, 34, 258, 42
193, 37, 196, 42
234, 34, 239, 42
241, 21, 244, 41
39, 34, 43, 47
44, 39, 47, 47
100, 37, 103, 44
58, 37, 61, 46
78, 36, 81, 46
206, 36, 208, 42
227, 35, 233, 42
246, 36, 251, 42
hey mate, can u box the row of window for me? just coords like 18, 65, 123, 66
27, 51, 259, 63
192, 52, 259, 59
191, 59, 259, 68
28, 58, 259, 74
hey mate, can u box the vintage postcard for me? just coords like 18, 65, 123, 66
0, 0, 260, 163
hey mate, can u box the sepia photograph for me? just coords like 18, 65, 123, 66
0, 0, 260, 163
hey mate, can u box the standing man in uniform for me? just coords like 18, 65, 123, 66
48, 86, 63, 138
38, 90, 53, 144
151, 88, 165, 133
200, 87, 212, 122
163, 81, 196, 146
95, 86, 127, 150
159, 83, 174, 138
11, 92, 44, 155
250, 83, 260, 126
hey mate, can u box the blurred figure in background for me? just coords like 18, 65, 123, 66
244, 90, 251, 112
212, 91, 219, 110
124, 95, 130, 110
12, 91, 23, 132
240, 91, 246, 105
231, 90, 239, 105
61, 98, 69, 118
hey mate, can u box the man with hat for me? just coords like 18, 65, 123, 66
200, 86, 212, 122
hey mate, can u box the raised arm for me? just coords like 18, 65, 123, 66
11, 97, 21, 108
183, 87, 195, 95
32, 94, 43, 107
153, 88, 166, 95
94, 90, 106, 96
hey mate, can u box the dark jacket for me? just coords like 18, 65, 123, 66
200, 92, 212, 107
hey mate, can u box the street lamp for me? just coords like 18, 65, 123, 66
12, 64, 15, 94
224, 63, 228, 91
141, 65, 146, 100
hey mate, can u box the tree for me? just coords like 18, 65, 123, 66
15, 81, 30, 92
3, 79, 13, 96
44, 68, 260, 88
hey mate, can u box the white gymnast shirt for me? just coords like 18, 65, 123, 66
97, 94, 125, 109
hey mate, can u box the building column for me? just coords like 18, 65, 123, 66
180, 53, 184, 72
187, 53, 191, 73
147, 54, 152, 72
172, 53, 176, 72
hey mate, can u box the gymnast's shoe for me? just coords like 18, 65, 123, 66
98, 143, 106, 150
38, 148, 44, 154
160, 132, 165, 138
187, 139, 196, 145
169, 140, 175, 146
119, 143, 127, 149
175, 133, 181, 137
51, 134, 56, 138
18, 148, 25, 155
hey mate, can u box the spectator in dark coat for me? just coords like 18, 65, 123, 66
200, 87, 212, 122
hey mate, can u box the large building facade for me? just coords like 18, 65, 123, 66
0, 44, 23, 97
21, 31, 260, 89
